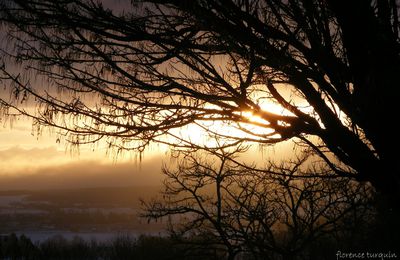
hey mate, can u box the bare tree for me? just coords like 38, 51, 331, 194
0, 0, 399, 234
142, 147, 374, 259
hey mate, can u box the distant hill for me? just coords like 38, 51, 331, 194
23, 186, 163, 208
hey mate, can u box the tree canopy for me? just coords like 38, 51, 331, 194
0, 0, 399, 203
142, 147, 374, 259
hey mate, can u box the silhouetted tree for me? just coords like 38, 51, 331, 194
0, 0, 399, 241
142, 147, 375, 259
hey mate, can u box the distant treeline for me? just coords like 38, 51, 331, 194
1, 230, 398, 260
0, 233, 221, 260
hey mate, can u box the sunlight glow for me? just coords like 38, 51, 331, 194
166, 100, 289, 148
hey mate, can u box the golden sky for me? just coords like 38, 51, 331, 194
0, 114, 294, 191
0, 116, 166, 190
0, 0, 300, 191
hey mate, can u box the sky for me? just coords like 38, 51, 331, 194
0, 0, 294, 191
0, 116, 167, 190
0, 0, 166, 190
0, 112, 294, 190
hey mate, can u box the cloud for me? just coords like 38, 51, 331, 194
0, 145, 166, 190
0, 146, 72, 175
0, 156, 164, 190
0, 146, 63, 160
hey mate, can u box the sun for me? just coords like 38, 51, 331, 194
165, 101, 289, 148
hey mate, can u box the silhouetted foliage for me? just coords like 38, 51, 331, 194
0, 233, 188, 260
142, 147, 377, 259
1, 0, 399, 198
0, 232, 245, 260
0, 233, 40, 259
2, 228, 394, 260
1, 0, 399, 253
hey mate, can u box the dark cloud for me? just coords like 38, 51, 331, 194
0, 156, 164, 190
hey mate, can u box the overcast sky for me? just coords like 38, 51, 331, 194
0, 116, 167, 190
0, 0, 293, 191
0, 115, 291, 190
0, 0, 164, 191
